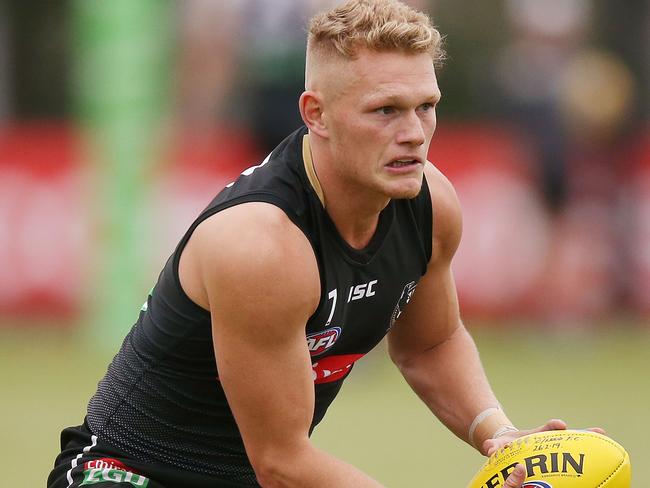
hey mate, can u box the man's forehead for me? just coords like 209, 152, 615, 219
349, 50, 436, 83
309, 48, 438, 101
362, 81, 442, 104
351, 58, 440, 101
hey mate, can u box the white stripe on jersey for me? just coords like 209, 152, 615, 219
66, 435, 98, 487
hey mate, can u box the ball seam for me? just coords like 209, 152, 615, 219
596, 456, 626, 488
574, 432, 627, 487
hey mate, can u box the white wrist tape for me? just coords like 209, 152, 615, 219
492, 425, 520, 439
468, 405, 518, 450
468, 407, 501, 448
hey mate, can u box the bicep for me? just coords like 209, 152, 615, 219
212, 300, 316, 462
190, 204, 321, 463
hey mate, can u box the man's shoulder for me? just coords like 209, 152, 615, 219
181, 201, 321, 314
423, 162, 458, 203
194, 202, 312, 262
423, 162, 462, 262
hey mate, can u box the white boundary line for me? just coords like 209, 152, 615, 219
65, 435, 98, 487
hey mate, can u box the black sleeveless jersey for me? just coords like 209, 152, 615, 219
87, 126, 433, 486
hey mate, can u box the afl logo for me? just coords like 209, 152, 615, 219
306, 327, 341, 356
523, 482, 552, 488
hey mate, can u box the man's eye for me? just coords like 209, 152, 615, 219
419, 103, 434, 111
377, 106, 395, 115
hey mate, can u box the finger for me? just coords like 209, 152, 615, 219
483, 419, 568, 457
484, 442, 496, 457
484, 439, 503, 457
483, 435, 513, 457
504, 464, 526, 488
586, 427, 606, 435
532, 418, 567, 433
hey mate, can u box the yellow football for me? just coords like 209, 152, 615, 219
466, 430, 630, 488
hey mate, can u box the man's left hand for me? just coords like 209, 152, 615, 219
482, 419, 605, 456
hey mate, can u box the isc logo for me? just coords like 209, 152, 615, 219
347, 279, 378, 303
306, 327, 341, 356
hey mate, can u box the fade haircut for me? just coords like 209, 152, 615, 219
307, 0, 445, 67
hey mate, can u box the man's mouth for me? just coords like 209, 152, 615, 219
387, 159, 419, 168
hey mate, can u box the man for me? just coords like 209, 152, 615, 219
49, 1, 569, 487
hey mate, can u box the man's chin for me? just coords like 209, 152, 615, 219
385, 178, 424, 200
394, 188, 422, 200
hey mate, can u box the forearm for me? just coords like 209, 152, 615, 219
393, 324, 515, 452
254, 441, 383, 488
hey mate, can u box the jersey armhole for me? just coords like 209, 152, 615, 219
169, 192, 328, 324
420, 171, 434, 265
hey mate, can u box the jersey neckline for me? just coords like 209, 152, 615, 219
300, 130, 395, 266
321, 200, 395, 266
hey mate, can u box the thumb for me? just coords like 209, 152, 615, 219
504, 464, 526, 488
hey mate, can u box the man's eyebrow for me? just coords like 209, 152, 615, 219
429, 90, 442, 103
365, 90, 442, 106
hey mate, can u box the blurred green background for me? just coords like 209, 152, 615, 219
3, 324, 648, 486
1, 0, 649, 486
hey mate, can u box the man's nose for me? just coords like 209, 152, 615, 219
397, 111, 426, 146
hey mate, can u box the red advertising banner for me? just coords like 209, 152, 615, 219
1, 123, 648, 323
0, 124, 87, 317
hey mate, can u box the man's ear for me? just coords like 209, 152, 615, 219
299, 91, 328, 138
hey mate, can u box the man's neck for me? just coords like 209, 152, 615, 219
307, 136, 389, 250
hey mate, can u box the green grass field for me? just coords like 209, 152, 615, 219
2, 323, 648, 486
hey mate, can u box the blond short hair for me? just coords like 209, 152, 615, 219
308, 0, 445, 67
